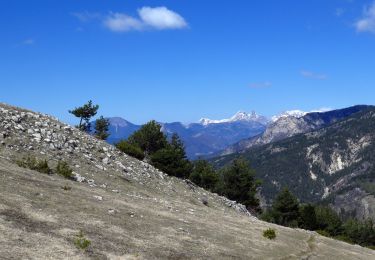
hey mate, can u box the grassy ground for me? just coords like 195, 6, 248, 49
1, 158, 374, 259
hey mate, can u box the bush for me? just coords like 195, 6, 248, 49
263, 228, 276, 240
35, 159, 52, 174
116, 140, 145, 160
55, 161, 73, 179
316, 229, 330, 237
61, 185, 72, 191
16, 156, 52, 174
74, 230, 91, 250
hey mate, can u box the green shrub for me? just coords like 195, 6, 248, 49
61, 185, 72, 191
74, 230, 91, 250
16, 156, 52, 174
55, 161, 73, 179
35, 159, 52, 174
116, 140, 145, 160
316, 229, 330, 237
16, 156, 37, 169
263, 228, 276, 240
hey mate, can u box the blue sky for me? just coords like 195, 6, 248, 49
1, 0, 375, 124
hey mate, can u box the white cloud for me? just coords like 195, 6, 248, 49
103, 13, 144, 32
138, 6, 188, 30
249, 81, 272, 89
91, 6, 188, 32
300, 70, 327, 80
355, 1, 375, 33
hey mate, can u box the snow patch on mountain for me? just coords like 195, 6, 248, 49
271, 108, 332, 122
271, 110, 307, 122
199, 111, 268, 126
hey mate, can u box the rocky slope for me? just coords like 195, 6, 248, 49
221, 105, 372, 156
1, 103, 374, 259
212, 107, 375, 221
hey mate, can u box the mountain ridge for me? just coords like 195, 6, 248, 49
220, 105, 373, 156
211, 106, 375, 221
104, 111, 269, 158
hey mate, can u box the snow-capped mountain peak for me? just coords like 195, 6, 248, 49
271, 110, 307, 122
271, 108, 333, 122
199, 111, 268, 125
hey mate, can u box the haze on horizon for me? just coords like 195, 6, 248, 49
1, 0, 375, 125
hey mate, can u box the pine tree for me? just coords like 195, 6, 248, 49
271, 187, 300, 227
218, 158, 260, 211
299, 204, 317, 230
94, 116, 110, 140
189, 159, 219, 191
69, 100, 99, 132
127, 120, 167, 155
151, 133, 192, 178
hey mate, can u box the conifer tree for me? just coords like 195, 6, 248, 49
151, 133, 192, 178
271, 187, 300, 227
127, 120, 167, 155
95, 116, 110, 140
69, 100, 99, 132
218, 158, 260, 211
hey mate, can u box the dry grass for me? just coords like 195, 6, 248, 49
0, 158, 374, 259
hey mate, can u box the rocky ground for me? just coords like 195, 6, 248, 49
0, 103, 374, 259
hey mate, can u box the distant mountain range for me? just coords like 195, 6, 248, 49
211, 105, 375, 220
221, 105, 372, 156
103, 106, 372, 160
105, 111, 268, 159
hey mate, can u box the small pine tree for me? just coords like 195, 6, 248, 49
55, 161, 73, 179
69, 100, 99, 132
271, 187, 300, 227
95, 116, 110, 140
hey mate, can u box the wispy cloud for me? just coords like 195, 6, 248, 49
249, 81, 272, 89
22, 38, 35, 45
71, 11, 102, 22
73, 7, 188, 33
104, 13, 144, 32
355, 1, 375, 33
15, 38, 35, 47
300, 70, 327, 80
311, 107, 332, 113
335, 8, 345, 17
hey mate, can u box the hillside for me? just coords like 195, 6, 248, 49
221, 105, 372, 156
212, 107, 375, 221
1, 103, 374, 259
